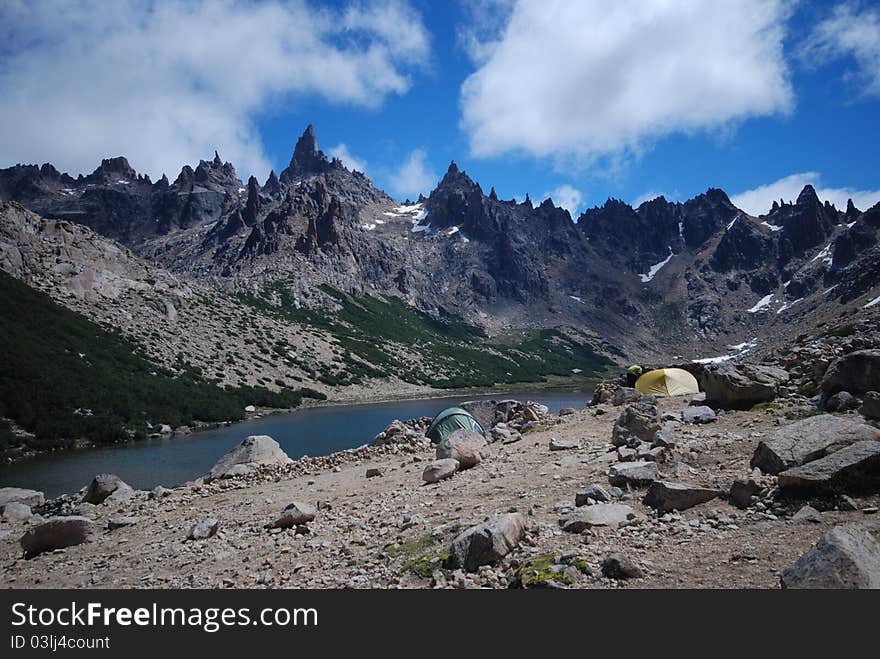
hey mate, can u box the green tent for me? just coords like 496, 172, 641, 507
426, 407, 484, 444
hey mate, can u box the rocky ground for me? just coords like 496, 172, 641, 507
2, 379, 879, 589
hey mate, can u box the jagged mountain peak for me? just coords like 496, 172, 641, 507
89, 156, 137, 181
280, 124, 331, 182
796, 184, 821, 207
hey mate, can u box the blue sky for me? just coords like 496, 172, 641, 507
1, 0, 879, 216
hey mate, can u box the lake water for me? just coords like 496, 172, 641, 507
0, 390, 591, 499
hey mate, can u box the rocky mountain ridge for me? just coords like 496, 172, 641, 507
2, 125, 879, 364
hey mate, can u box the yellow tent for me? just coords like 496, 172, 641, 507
635, 368, 700, 396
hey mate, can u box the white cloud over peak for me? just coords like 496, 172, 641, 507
0, 0, 429, 181
542, 185, 583, 218
460, 0, 793, 164
387, 149, 438, 200
731, 172, 880, 216
328, 144, 368, 174
801, 1, 880, 96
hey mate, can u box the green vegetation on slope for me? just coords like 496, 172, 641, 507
0, 271, 324, 452
239, 282, 615, 388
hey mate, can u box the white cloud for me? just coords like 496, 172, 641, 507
460, 0, 793, 165
0, 0, 429, 180
731, 172, 880, 215
387, 149, 438, 200
801, 1, 880, 96
327, 144, 368, 174
542, 184, 583, 217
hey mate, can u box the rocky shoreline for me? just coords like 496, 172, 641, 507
2, 342, 879, 588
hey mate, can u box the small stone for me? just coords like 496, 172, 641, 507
271, 501, 317, 528
607, 461, 659, 487
549, 438, 578, 451
187, 518, 220, 540
365, 467, 384, 478
791, 505, 821, 523
575, 484, 611, 506
108, 516, 141, 530
601, 554, 644, 579
682, 405, 717, 424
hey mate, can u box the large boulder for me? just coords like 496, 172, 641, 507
422, 458, 459, 484
642, 481, 722, 512
0, 487, 44, 510
751, 415, 880, 475
458, 400, 498, 430
821, 350, 880, 399
206, 435, 292, 480
435, 429, 487, 469
20, 516, 96, 555
560, 504, 639, 532
611, 401, 661, 446
696, 363, 789, 409
82, 474, 133, 505
781, 524, 880, 589
448, 513, 526, 572
776, 441, 880, 494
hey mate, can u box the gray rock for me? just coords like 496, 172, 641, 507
558, 408, 577, 416
608, 461, 659, 487
422, 458, 459, 484
611, 401, 661, 446
696, 363, 789, 409
187, 518, 220, 540
822, 350, 880, 399
575, 484, 612, 506
436, 429, 487, 469
751, 415, 880, 475
20, 516, 96, 555
682, 405, 717, 424
206, 435, 292, 480
612, 387, 642, 406
365, 467, 385, 478
860, 392, 880, 420
458, 399, 499, 431
1, 501, 32, 522
616, 447, 637, 462
777, 441, 880, 494
149, 486, 172, 499
0, 487, 44, 509
271, 501, 317, 528
82, 474, 132, 505
107, 516, 141, 530
791, 505, 821, 523
825, 391, 860, 412
560, 503, 639, 532
549, 438, 578, 451
781, 524, 880, 588
652, 427, 676, 448
488, 423, 520, 444
729, 479, 761, 509
449, 513, 526, 572
643, 481, 722, 512
601, 554, 644, 579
